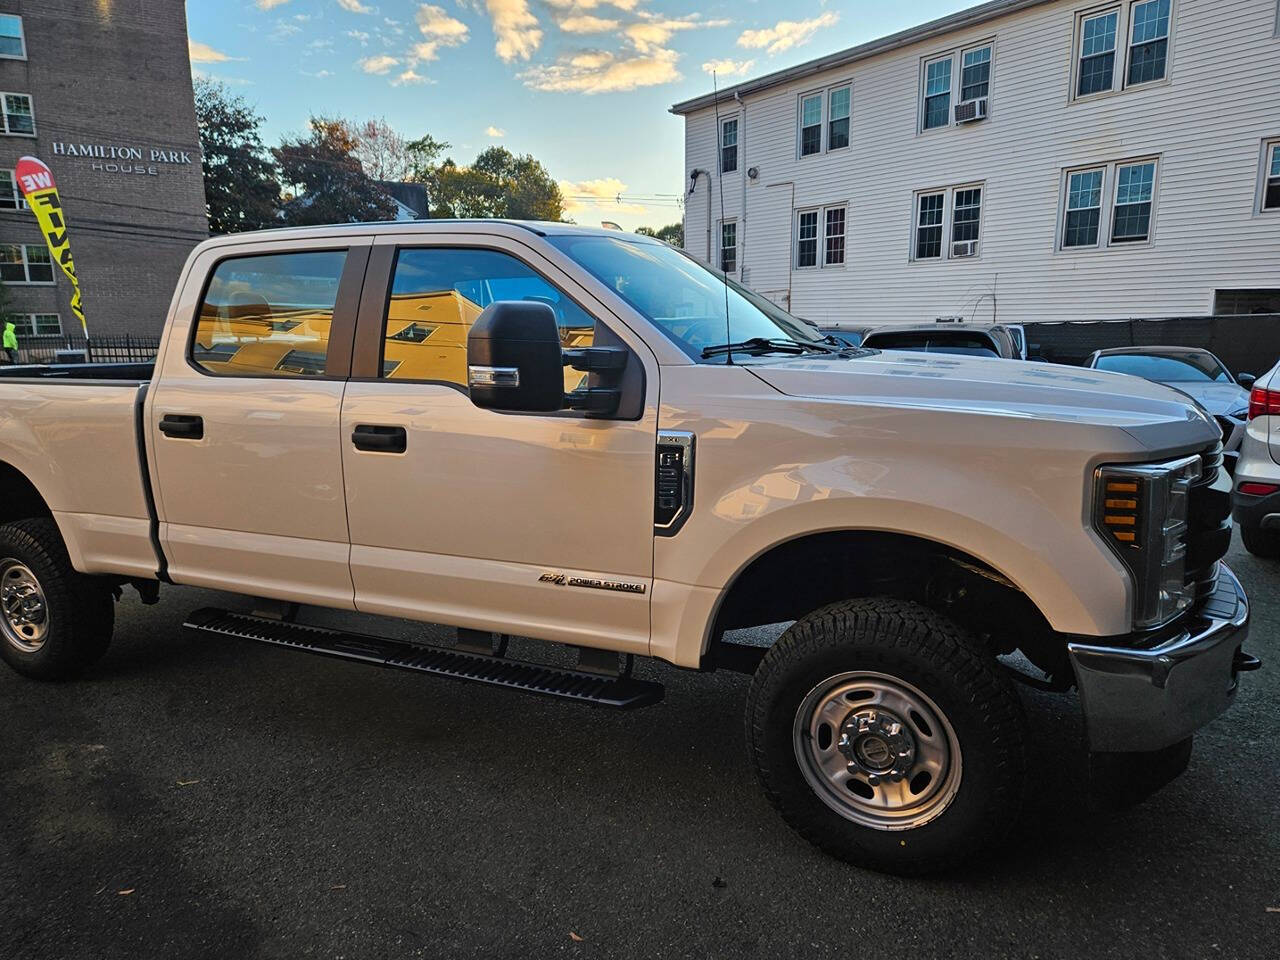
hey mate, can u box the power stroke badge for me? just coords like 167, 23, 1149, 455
538, 573, 646, 595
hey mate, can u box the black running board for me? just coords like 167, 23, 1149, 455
184, 608, 665, 709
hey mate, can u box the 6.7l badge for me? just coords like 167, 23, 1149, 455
538, 572, 646, 595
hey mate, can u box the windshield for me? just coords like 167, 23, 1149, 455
547, 235, 826, 360
1094, 352, 1231, 383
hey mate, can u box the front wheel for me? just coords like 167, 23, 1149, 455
746, 598, 1026, 875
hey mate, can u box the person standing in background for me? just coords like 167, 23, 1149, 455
3, 320, 17, 364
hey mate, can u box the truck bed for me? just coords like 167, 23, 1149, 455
0, 361, 154, 381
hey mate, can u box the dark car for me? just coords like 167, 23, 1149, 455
1083, 347, 1254, 452
855, 323, 1021, 359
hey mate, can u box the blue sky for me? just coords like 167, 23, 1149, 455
188, 0, 974, 230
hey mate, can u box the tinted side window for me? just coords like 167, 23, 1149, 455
192, 251, 347, 377
383, 248, 595, 389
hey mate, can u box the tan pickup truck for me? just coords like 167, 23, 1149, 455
0, 221, 1257, 874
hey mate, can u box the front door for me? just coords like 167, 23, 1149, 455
148, 239, 370, 608
339, 235, 658, 655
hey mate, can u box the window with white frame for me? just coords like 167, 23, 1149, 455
921, 41, 993, 132
796, 210, 820, 267
0, 15, 24, 60
827, 86, 851, 150
922, 57, 953, 130
1059, 159, 1160, 249
0, 244, 54, 283
720, 220, 737, 272
1, 92, 35, 135
720, 117, 738, 174
1262, 140, 1280, 212
13, 314, 61, 337
1074, 1, 1173, 99
0, 169, 26, 209
799, 93, 822, 156
960, 45, 992, 102
824, 207, 847, 265
912, 186, 984, 261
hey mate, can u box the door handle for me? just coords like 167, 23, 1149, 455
352, 424, 407, 453
159, 414, 203, 440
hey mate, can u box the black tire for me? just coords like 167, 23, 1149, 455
1240, 522, 1280, 559
0, 518, 114, 681
745, 597, 1026, 875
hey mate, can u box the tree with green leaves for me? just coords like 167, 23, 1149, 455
273, 117, 398, 226
431, 146, 563, 222
193, 78, 281, 234
636, 223, 683, 246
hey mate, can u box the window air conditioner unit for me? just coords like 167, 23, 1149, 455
954, 98, 988, 124
951, 239, 979, 258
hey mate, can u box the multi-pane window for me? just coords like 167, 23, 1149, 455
1, 93, 34, 135
960, 46, 992, 101
191, 251, 347, 376
1111, 161, 1156, 242
1078, 11, 1118, 96
799, 93, 822, 156
1063, 169, 1105, 247
0, 15, 24, 59
796, 210, 819, 267
824, 207, 846, 265
13, 314, 61, 337
1127, 0, 1171, 85
922, 57, 952, 130
915, 194, 945, 259
1264, 142, 1280, 211
720, 117, 738, 174
827, 86, 850, 150
0, 169, 26, 209
720, 220, 737, 272
0, 244, 54, 283
951, 188, 983, 246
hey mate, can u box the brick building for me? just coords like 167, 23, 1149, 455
0, 0, 207, 341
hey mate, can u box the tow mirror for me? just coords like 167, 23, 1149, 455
467, 301, 565, 413
1237, 372, 1256, 388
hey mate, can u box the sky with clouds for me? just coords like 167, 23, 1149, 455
188, 0, 973, 230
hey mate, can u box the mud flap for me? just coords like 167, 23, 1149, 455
1088, 737, 1193, 811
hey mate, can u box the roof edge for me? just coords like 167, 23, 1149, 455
670, 0, 1053, 115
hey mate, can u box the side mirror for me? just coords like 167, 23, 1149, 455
1237, 372, 1256, 388
467, 301, 565, 413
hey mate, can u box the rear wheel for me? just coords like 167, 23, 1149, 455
0, 518, 114, 680
1240, 522, 1280, 559
746, 597, 1025, 875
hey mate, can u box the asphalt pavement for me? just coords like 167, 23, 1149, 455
1, 538, 1276, 959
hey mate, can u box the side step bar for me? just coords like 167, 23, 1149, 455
184, 608, 665, 709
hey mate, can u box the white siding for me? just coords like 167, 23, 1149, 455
680, 0, 1280, 325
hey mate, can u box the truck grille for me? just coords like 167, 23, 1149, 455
1185, 442, 1231, 602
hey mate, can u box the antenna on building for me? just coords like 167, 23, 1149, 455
711, 70, 732, 365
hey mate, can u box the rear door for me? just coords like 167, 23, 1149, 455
338, 233, 659, 655
147, 237, 370, 607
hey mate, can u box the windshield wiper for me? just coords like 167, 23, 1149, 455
701, 337, 838, 359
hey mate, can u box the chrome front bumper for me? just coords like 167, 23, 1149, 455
1068, 564, 1252, 753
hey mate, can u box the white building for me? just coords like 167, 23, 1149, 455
671, 0, 1280, 327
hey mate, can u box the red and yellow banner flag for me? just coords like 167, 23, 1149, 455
15, 156, 86, 334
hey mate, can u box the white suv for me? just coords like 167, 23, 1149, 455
1232, 362, 1280, 556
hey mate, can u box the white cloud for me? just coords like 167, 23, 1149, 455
486, 0, 542, 62
558, 15, 619, 34
485, 125, 506, 137
188, 40, 244, 63
359, 54, 400, 73
521, 46, 678, 94
393, 68, 431, 85
558, 177, 648, 215
737, 13, 839, 55
337, 0, 374, 13
256, 0, 290, 9
623, 14, 728, 55
412, 4, 469, 60
701, 58, 754, 77
348, 29, 371, 43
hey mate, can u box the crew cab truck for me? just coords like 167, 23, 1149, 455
0, 222, 1257, 875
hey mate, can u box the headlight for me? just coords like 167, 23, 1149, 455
1094, 455, 1201, 630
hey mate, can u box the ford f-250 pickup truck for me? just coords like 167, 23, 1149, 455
0, 221, 1258, 874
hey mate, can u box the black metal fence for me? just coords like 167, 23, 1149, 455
1024, 314, 1280, 375
10, 334, 162, 366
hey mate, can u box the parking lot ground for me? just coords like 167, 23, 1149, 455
1, 538, 1277, 960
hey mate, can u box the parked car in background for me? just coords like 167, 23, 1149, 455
1233, 362, 1280, 556
815, 324, 874, 350
1083, 347, 1254, 454
857, 322, 1021, 359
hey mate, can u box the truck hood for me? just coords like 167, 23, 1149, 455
747, 351, 1220, 449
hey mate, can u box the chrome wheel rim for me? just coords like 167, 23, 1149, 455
0, 559, 50, 653
792, 671, 962, 831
